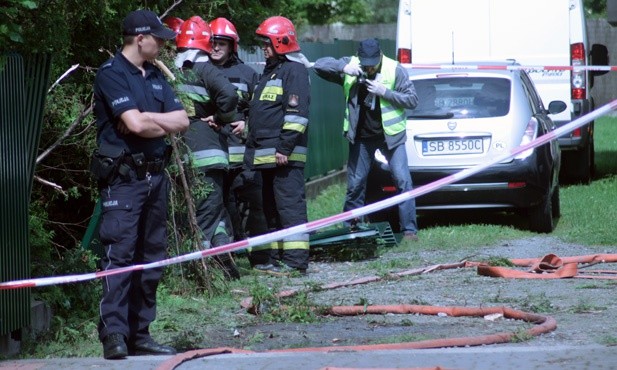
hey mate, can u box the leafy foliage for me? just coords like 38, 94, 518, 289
585, 0, 607, 16
0, 0, 37, 45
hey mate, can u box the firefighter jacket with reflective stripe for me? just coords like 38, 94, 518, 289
177, 61, 239, 170
313, 54, 418, 150
245, 57, 310, 169
215, 57, 260, 169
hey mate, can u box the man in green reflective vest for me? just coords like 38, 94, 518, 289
314, 38, 420, 241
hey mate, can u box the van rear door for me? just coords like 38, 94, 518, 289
403, 0, 570, 122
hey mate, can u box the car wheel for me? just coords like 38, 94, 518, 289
367, 206, 400, 233
528, 187, 556, 233
562, 132, 593, 184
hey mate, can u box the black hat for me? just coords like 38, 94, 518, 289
122, 10, 177, 40
357, 38, 382, 66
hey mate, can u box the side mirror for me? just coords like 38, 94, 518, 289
548, 101, 567, 115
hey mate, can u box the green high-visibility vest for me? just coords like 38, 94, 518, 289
342, 56, 406, 136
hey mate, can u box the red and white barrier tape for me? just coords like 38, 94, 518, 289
2, 100, 616, 290
245, 61, 617, 72
401, 63, 617, 72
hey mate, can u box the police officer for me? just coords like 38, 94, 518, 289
174, 16, 240, 279
92, 9, 189, 360
208, 17, 268, 263
245, 16, 311, 275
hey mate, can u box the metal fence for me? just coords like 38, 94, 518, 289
0, 53, 51, 337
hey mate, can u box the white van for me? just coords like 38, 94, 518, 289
396, 0, 609, 183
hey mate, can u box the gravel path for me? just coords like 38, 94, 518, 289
203, 236, 617, 351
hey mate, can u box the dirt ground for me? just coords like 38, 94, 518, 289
196, 236, 617, 352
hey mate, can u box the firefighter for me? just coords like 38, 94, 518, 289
92, 9, 189, 359
174, 16, 240, 279
163, 16, 184, 35
208, 17, 268, 264
244, 16, 312, 275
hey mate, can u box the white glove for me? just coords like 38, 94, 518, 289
366, 79, 387, 97
342, 63, 362, 76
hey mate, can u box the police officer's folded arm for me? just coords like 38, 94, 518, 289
145, 109, 189, 133
119, 109, 188, 138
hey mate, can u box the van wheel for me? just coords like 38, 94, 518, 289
528, 187, 556, 233
562, 135, 594, 184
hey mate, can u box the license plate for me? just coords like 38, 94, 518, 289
422, 138, 484, 155
435, 97, 474, 108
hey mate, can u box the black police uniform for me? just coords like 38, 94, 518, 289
245, 57, 311, 270
214, 55, 268, 254
93, 51, 184, 344
176, 59, 239, 274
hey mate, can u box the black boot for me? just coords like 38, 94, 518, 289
102, 333, 128, 360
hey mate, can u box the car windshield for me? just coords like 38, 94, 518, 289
409, 77, 511, 119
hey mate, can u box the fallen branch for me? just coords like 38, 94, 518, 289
36, 103, 93, 165
48, 64, 80, 94
160, 0, 184, 20
34, 175, 66, 196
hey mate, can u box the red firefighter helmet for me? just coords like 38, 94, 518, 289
209, 17, 240, 52
255, 16, 300, 54
176, 16, 212, 53
163, 16, 184, 35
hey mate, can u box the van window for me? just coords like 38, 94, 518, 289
411, 77, 511, 119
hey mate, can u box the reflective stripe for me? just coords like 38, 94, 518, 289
228, 146, 245, 155
284, 115, 309, 126
265, 79, 283, 88
379, 57, 406, 135
342, 56, 406, 136
288, 152, 307, 163
192, 149, 228, 160
193, 157, 228, 168
232, 82, 249, 93
191, 149, 229, 168
269, 241, 283, 250
259, 79, 283, 101
282, 241, 309, 250
178, 83, 210, 103
282, 114, 308, 133
253, 237, 309, 252
291, 146, 308, 155
214, 221, 228, 236
284, 233, 309, 242
253, 146, 307, 165
282, 123, 306, 133
228, 146, 245, 164
254, 148, 276, 157
382, 111, 406, 127
254, 155, 276, 165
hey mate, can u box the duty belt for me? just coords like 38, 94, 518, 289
122, 153, 167, 179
